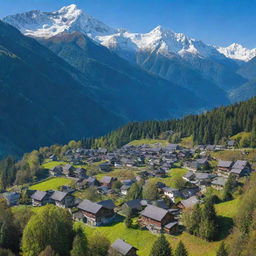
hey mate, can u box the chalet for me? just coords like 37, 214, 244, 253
74, 168, 87, 179
211, 177, 227, 190
140, 205, 175, 233
121, 185, 131, 195
162, 187, 181, 202
110, 239, 138, 256
183, 171, 195, 182
122, 199, 142, 216
62, 164, 75, 177
31, 190, 53, 206
194, 173, 216, 186
165, 144, 179, 152
2, 192, 20, 206
77, 199, 115, 226
49, 165, 63, 176
230, 160, 252, 177
184, 158, 209, 172
100, 176, 116, 188
49, 154, 57, 161
178, 196, 199, 209
227, 140, 236, 149
217, 160, 234, 175
72, 211, 85, 222
153, 169, 166, 178
99, 162, 112, 172
50, 191, 74, 208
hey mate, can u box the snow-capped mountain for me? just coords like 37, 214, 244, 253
3, 4, 116, 39
217, 43, 256, 62
3, 4, 255, 64
2, 4, 228, 61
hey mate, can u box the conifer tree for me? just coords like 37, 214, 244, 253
70, 228, 88, 256
216, 242, 228, 256
175, 241, 188, 256
150, 234, 172, 256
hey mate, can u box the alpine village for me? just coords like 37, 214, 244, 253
1, 3, 256, 256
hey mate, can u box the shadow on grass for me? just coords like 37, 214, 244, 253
101, 214, 125, 227
217, 216, 234, 240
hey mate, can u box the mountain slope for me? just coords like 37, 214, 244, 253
217, 43, 256, 62
39, 30, 213, 115
85, 97, 256, 149
237, 56, 256, 80
0, 20, 124, 157
3, 5, 246, 99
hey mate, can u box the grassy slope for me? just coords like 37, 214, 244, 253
128, 139, 168, 147
29, 177, 74, 191
150, 168, 188, 188
211, 149, 256, 169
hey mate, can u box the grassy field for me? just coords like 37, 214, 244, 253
128, 139, 168, 147
76, 220, 220, 256
211, 149, 256, 168
215, 198, 240, 218
150, 168, 188, 188
41, 161, 68, 169
96, 168, 137, 180
30, 177, 74, 191
179, 136, 194, 148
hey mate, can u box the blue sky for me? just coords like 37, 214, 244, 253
0, 0, 255, 48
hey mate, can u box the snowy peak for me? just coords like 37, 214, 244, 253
3, 5, 250, 62
3, 4, 116, 38
217, 43, 256, 62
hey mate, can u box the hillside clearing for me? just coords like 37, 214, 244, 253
29, 177, 74, 191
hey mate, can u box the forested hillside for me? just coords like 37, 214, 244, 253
82, 97, 256, 149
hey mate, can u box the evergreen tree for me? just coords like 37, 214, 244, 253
124, 211, 132, 228
70, 228, 89, 256
38, 246, 57, 256
150, 234, 172, 256
175, 241, 188, 256
126, 182, 142, 200
22, 205, 74, 256
216, 242, 228, 256
89, 232, 110, 256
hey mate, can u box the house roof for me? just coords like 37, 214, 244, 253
51, 191, 68, 202
141, 205, 168, 221
98, 200, 115, 210
211, 177, 227, 187
183, 171, 195, 179
218, 160, 233, 168
162, 187, 179, 193
232, 160, 248, 169
180, 196, 199, 208
124, 199, 142, 209
100, 176, 113, 184
164, 221, 178, 229
31, 190, 47, 201
78, 200, 102, 214
111, 239, 137, 255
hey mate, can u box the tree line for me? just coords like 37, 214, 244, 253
81, 97, 256, 149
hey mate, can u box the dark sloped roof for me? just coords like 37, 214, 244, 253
111, 239, 137, 255
78, 199, 102, 214
141, 205, 168, 221
51, 191, 67, 201
180, 196, 199, 208
232, 160, 248, 169
164, 221, 178, 229
218, 160, 233, 168
124, 199, 142, 209
98, 199, 115, 210
31, 190, 47, 201
100, 176, 113, 184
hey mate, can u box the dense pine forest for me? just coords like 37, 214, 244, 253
82, 97, 256, 149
